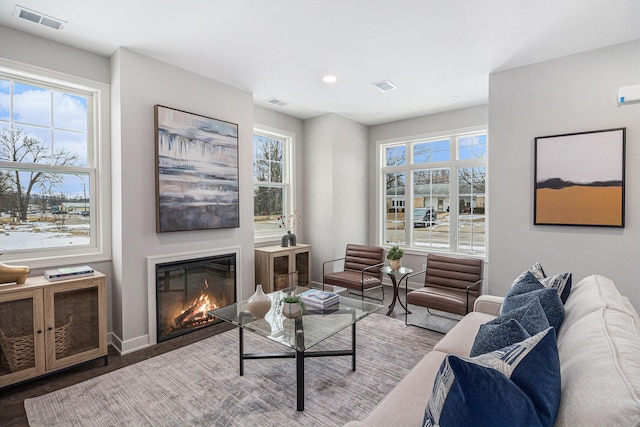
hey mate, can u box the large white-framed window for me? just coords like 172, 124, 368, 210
253, 125, 295, 242
0, 60, 110, 267
378, 126, 487, 256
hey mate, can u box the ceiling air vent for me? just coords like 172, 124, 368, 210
267, 98, 288, 107
14, 5, 66, 30
372, 80, 398, 92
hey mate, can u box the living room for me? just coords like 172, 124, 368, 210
0, 1, 639, 425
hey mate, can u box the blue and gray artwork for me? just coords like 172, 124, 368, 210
156, 106, 239, 232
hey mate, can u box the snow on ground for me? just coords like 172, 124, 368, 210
1, 220, 89, 250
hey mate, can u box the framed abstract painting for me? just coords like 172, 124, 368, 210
534, 128, 625, 227
154, 105, 239, 232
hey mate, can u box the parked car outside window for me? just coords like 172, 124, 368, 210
413, 207, 437, 228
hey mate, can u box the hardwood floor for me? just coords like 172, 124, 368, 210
0, 285, 454, 426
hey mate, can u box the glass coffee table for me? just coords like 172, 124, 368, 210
210, 287, 381, 411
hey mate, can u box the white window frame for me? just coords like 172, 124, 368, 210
253, 124, 295, 244
0, 59, 111, 268
376, 125, 487, 257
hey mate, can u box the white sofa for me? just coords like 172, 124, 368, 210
345, 275, 640, 426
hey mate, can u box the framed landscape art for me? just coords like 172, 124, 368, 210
154, 105, 239, 232
534, 128, 625, 227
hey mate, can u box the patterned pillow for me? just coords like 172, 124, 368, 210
540, 272, 572, 304
423, 328, 561, 427
512, 262, 546, 285
502, 272, 565, 331
470, 318, 530, 357
512, 263, 572, 304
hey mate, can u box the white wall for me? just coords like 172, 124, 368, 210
367, 106, 489, 279
110, 48, 255, 353
0, 25, 109, 84
303, 114, 368, 285
489, 40, 640, 308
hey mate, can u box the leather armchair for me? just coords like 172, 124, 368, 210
405, 253, 484, 326
323, 244, 385, 301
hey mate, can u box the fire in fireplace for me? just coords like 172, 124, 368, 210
156, 254, 236, 342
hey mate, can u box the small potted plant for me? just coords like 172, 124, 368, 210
387, 245, 404, 271
280, 295, 305, 318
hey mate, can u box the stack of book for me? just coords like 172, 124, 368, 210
44, 265, 94, 282
299, 289, 340, 309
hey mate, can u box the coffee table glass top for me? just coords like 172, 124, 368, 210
210, 287, 381, 351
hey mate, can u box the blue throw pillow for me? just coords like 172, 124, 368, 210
470, 318, 530, 357
491, 297, 550, 336
502, 272, 564, 331
423, 328, 561, 427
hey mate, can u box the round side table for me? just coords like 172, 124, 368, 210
381, 266, 413, 316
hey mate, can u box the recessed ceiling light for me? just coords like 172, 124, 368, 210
322, 75, 337, 83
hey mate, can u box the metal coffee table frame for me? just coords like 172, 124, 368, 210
210, 287, 380, 411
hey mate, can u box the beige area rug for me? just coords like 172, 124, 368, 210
25, 314, 442, 427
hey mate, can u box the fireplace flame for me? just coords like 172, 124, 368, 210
174, 279, 218, 327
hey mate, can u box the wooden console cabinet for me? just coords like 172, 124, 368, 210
0, 272, 107, 388
255, 244, 311, 293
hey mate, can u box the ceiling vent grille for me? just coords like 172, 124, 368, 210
267, 98, 288, 107
372, 80, 398, 92
14, 5, 65, 30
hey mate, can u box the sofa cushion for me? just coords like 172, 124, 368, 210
362, 350, 447, 427
556, 308, 640, 426
559, 275, 635, 342
424, 328, 560, 427
470, 318, 530, 357
502, 272, 564, 331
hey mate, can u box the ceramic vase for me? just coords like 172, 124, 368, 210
280, 231, 297, 247
282, 301, 302, 318
247, 284, 271, 320
390, 259, 402, 271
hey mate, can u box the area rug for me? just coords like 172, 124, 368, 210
25, 314, 442, 427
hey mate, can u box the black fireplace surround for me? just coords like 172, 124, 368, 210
156, 254, 236, 342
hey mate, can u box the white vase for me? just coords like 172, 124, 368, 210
247, 284, 271, 320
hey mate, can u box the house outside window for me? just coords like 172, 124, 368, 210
0, 62, 109, 266
253, 126, 294, 241
379, 128, 487, 255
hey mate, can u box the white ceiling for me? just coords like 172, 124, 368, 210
1, 0, 639, 125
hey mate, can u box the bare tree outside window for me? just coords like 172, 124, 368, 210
0, 128, 78, 221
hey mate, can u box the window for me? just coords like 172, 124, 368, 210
0, 62, 109, 266
379, 129, 487, 255
253, 127, 294, 240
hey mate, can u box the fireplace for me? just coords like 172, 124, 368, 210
155, 253, 236, 342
